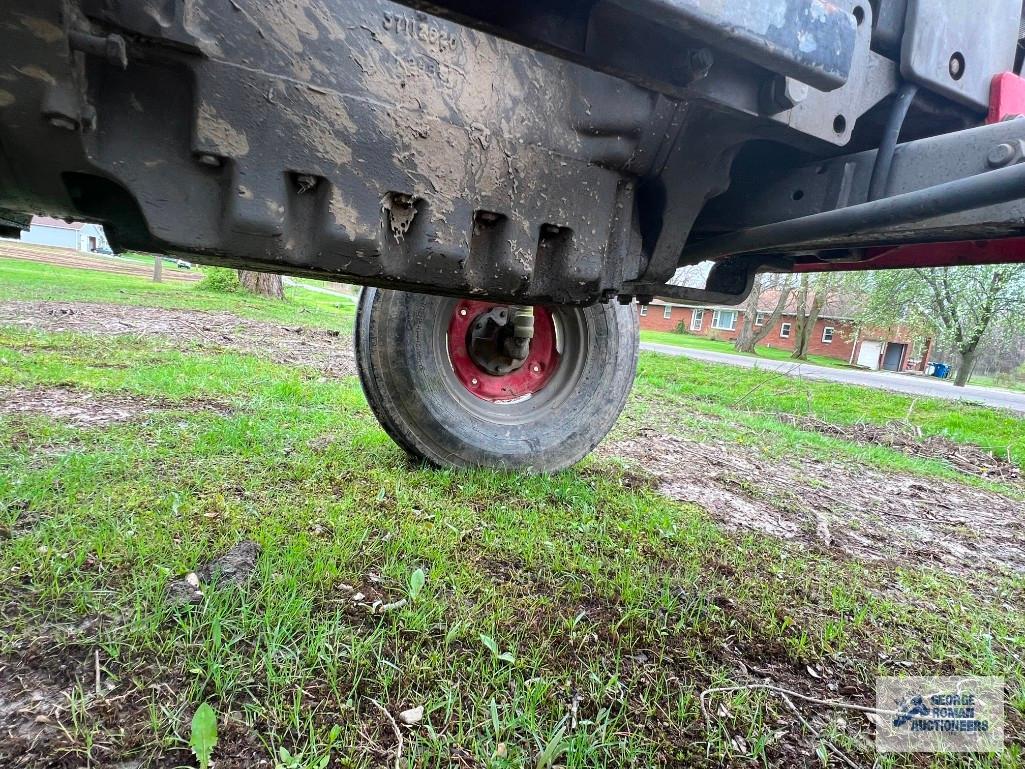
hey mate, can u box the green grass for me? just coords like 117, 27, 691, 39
1, 258, 1023, 767
970, 373, 1025, 394
0, 256, 355, 332
109, 250, 171, 267
634, 354, 1025, 470
641, 329, 853, 369
2, 330, 1023, 768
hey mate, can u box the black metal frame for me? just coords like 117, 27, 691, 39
1, 0, 1024, 308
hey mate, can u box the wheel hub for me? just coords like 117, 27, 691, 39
467, 306, 526, 376
448, 300, 559, 401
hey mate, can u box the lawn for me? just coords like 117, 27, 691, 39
640, 329, 853, 370
969, 373, 1025, 394
1, 259, 1023, 768
0, 256, 355, 332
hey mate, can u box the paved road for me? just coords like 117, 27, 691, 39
640, 342, 1025, 414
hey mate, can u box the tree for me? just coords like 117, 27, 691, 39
862, 264, 1025, 387
790, 273, 843, 360
968, 314, 1025, 379
670, 262, 713, 288
734, 274, 796, 353
237, 271, 284, 300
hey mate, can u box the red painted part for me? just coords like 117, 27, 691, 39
794, 237, 1025, 272
988, 72, 1025, 124
447, 300, 560, 402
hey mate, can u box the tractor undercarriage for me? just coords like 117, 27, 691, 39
3, 0, 1025, 468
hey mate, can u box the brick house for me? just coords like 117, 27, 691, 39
638, 296, 931, 372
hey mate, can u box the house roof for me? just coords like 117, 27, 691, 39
31, 216, 85, 231
756, 288, 865, 321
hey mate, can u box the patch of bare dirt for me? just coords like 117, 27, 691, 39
0, 596, 265, 769
604, 429, 1025, 577
165, 541, 262, 606
0, 609, 127, 768
0, 644, 95, 763
0, 300, 355, 377
5, 387, 160, 427
779, 414, 1021, 485
0, 386, 228, 428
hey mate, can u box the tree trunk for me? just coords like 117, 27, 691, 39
793, 324, 811, 359
791, 276, 826, 360
237, 271, 284, 299
152, 256, 162, 283
790, 276, 809, 359
734, 277, 794, 354
733, 279, 764, 353
954, 346, 978, 387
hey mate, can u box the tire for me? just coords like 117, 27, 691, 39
355, 288, 639, 471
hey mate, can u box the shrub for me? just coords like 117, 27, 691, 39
198, 267, 241, 293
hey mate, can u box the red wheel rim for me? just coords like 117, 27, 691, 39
447, 300, 560, 402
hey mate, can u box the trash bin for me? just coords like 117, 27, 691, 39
933, 363, 950, 379
925, 363, 936, 376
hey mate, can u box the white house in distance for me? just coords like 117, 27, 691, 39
20, 216, 110, 253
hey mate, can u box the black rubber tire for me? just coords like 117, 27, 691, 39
355, 287, 639, 472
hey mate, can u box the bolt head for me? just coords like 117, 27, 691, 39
531, 364, 541, 374
783, 78, 809, 105
762, 76, 809, 114
470, 377, 479, 386
988, 143, 1016, 167
459, 308, 468, 316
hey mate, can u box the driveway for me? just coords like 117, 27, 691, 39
640, 342, 1025, 414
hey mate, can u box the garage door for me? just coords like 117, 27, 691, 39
856, 340, 882, 370
883, 342, 907, 372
